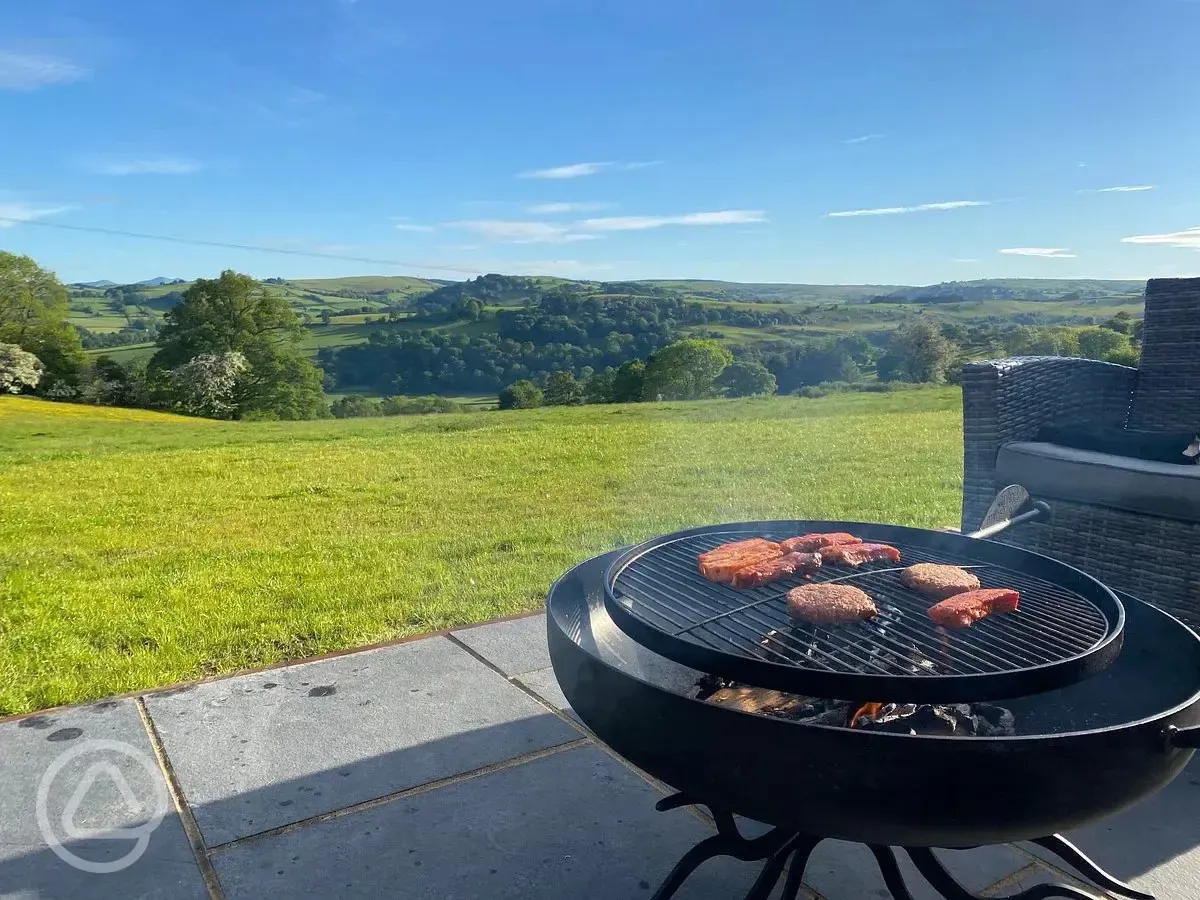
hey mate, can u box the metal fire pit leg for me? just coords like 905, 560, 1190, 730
1028, 835, 1155, 900
648, 794, 798, 900
906, 847, 1118, 900
775, 836, 825, 900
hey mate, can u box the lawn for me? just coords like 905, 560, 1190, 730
0, 389, 964, 714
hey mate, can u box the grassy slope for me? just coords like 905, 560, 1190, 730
0, 389, 963, 713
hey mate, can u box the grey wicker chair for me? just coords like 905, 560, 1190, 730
961, 277, 1200, 626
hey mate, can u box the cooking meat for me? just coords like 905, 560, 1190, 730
786, 584, 878, 625
821, 543, 901, 567
928, 589, 1020, 630
698, 538, 781, 565
699, 546, 784, 583
780, 532, 862, 553
900, 563, 981, 600
731, 551, 822, 588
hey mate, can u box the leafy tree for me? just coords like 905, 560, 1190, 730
1101, 312, 1133, 334
770, 342, 860, 391
0, 342, 43, 393
498, 379, 543, 409
543, 370, 584, 406
80, 355, 143, 406
331, 395, 383, 418
584, 368, 616, 404
610, 360, 646, 403
1077, 327, 1129, 361
718, 360, 777, 397
887, 322, 958, 383
642, 339, 732, 401
0, 252, 84, 383
1103, 346, 1140, 367
169, 351, 249, 418
151, 270, 326, 419
876, 352, 907, 383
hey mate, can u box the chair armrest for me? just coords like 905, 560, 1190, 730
961, 356, 1136, 529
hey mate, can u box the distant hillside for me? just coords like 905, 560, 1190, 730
881, 279, 1145, 303
68, 272, 1148, 368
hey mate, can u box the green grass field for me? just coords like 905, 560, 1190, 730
0, 389, 963, 714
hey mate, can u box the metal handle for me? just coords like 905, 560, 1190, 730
1166, 725, 1200, 750
967, 501, 1051, 540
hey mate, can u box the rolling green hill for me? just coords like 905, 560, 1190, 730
71, 273, 1147, 368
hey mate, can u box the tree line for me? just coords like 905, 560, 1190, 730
0, 253, 326, 419
1, 250, 1144, 422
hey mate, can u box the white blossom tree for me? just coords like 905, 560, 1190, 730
0, 343, 43, 394
169, 351, 249, 418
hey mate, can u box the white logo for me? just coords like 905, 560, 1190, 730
36, 739, 170, 873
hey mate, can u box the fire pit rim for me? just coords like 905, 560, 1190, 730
553, 551, 1200, 744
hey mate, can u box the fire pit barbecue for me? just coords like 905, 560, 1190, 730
547, 507, 1200, 900
604, 520, 1124, 703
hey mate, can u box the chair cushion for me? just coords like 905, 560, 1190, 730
1035, 426, 1200, 465
997, 441, 1200, 523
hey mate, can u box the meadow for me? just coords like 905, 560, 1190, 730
0, 389, 964, 714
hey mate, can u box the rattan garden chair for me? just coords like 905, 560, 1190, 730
961, 277, 1200, 626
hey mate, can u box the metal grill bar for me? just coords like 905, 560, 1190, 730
610, 530, 1111, 685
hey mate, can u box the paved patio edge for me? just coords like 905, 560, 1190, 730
0, 608, 547, 726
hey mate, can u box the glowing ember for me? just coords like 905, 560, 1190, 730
849, 702, 883, 728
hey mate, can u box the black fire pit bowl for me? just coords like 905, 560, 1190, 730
548, 547, 1200, 849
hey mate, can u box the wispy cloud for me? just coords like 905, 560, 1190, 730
450, 220, 600, 244
1092, 185, 1156, 193
579, 210, 767, 231
0, 202, 74, 227
844, 134, 884, 144
452, 209, 764, 242
520, 162, 611, 180
0, 51, 89, 91
518, 160, 662, 179
1121, 226, 1200, 251
525, 201, 611, 214
999, 247, 1076, 258
391, 217, 435, 232
90, 156, 203, 176
826, 200, 989, 218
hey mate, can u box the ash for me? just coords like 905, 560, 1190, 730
695, 676, 1016, 737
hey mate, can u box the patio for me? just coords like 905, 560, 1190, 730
2, 611, 1198, 899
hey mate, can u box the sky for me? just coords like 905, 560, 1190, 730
1, 0, 1198, 286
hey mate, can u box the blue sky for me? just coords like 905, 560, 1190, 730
1, 0, 1198, 285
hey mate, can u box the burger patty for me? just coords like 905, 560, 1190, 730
786, 584, 879, 626
899, 563, 981, 600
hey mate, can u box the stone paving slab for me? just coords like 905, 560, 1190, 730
1022, 755, 1200, 900
0, 700, 208, 899
145, 635, 578, 847
514, 666, 578, 721
211, 743, 776, 900
451, 613, 551, 676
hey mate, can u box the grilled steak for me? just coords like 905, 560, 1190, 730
780, 532, 862, 553
731, 551, 821, 588
821, 543, 901, 566
900, 563, 981, 600
698, 538, 781, 566
786, 584, 878, 625
699, 546, 784, 583
928, 589, 1020, 630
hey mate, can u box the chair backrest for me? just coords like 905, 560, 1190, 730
1126, 277, 1200, 431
